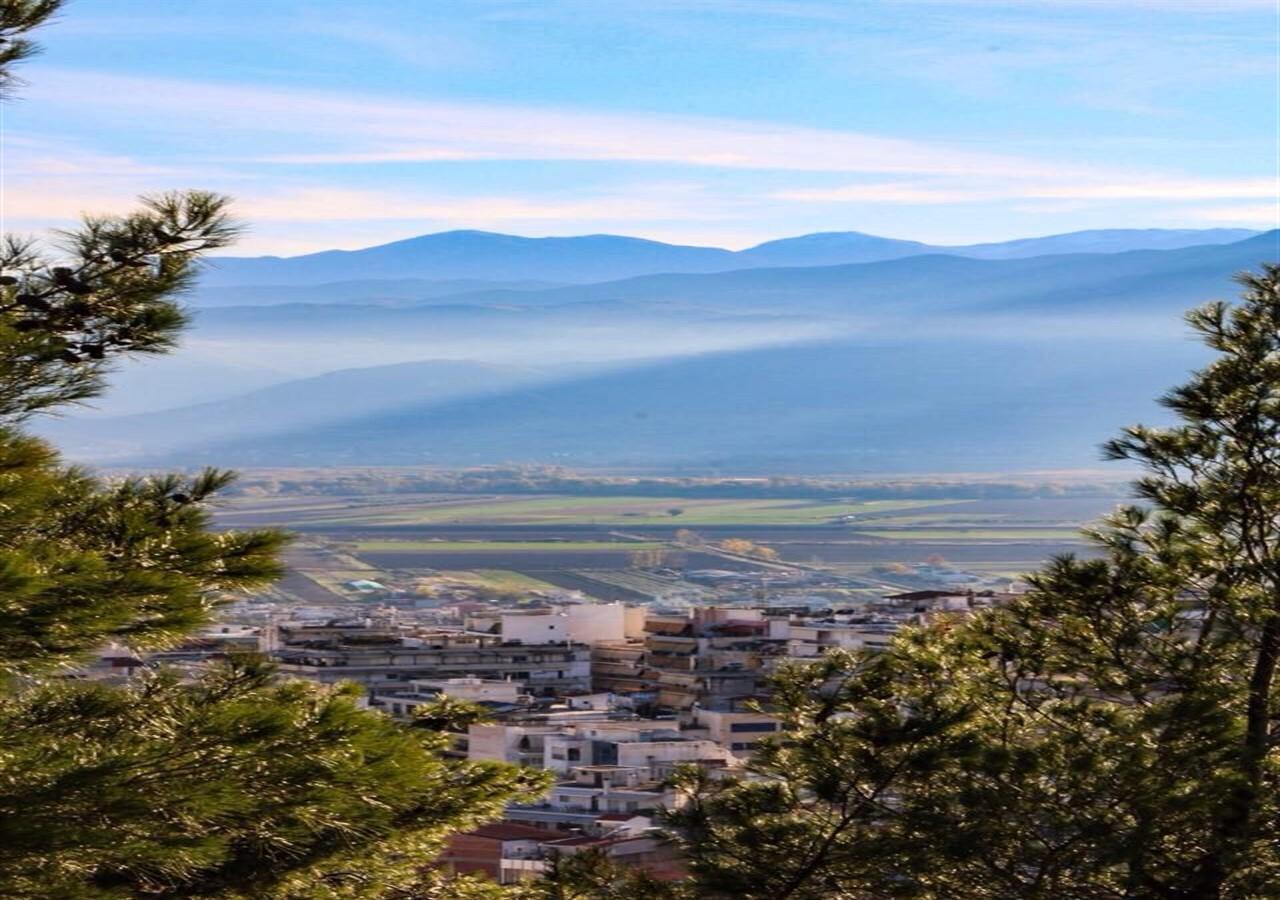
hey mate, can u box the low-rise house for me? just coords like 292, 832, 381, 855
369, 677, 530, 720
269, 622, 591, 695
682, 706, 780, 757
440, 822, 550, 884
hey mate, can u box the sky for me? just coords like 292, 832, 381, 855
2, 0, 1277, 255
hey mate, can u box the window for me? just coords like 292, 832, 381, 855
730, 722, 777, 733
731, 742, 759, 751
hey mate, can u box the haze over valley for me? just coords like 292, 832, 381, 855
44, 226, 1277, 472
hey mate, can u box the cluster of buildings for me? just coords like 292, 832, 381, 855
96, 586, 1017, 886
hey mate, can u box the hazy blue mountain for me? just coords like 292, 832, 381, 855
114, 334, 1208, 472
954, 228, 1260, 260
190, 296, 808, 338
188, 232, 1276, 337
37, 359, 556, 460
735, 232, 934, 267
69, 355, 291, 417
198, 231, 736, 287
198, 227, 1262, 288
53, 231, 1277, 471
188, 277, 562, 307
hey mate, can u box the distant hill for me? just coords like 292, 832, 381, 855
190, 233, 1280, 339
734, 232, 934, 268
104, 333, 1209, 472
188, 277, 563, 307
197, 227, 1263, 289
197, 231, 737, 287
954, 228, 1260, 260
38, 359, 558, 459
54, 232, 1278, 471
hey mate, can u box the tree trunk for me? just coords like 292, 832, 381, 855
1189, 613, 1280, 896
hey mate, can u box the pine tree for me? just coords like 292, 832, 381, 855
0, 4, 548, 896
664, 266, 1280, 899
525, 847, 684, 900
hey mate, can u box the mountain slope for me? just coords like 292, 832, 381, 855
124, 334, 1209, 472
197, 228, 1263, 289
954, 228, 1260, 260
54, 231, 1278, 471
188, 232, 1277, 335
198, 231, 736, 287
189, 278, 563, 308
37, 359, 556, 459
733, 231, 934, 267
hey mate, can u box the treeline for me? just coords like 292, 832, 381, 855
222, 466, 1128, 501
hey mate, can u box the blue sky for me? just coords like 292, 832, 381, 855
3, 0, 1277, 254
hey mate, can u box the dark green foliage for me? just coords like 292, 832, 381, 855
0, 5, 551, 897
0, 452, 286, 676
411, 694, 495, 732
0, 190, 240, 418
0, 0, 58, 96
0, 655, 547, 898
665, 265, 1280, 899
525, 848, 685, 900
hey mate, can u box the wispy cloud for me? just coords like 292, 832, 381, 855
236, 185, 735, 224
1188, 203, 1280, 226
25, 68, 1095, 179
776, 178, 1280, 205
6, 13, 1274, 257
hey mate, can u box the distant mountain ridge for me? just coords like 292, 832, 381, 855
195, 227, 1261, 292
191, 277, 564, 308
52, 231, 1280, 471
191, 232, 1280, 333
84, 333, 1211, 472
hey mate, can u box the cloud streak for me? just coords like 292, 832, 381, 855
775, 178, 1280, 205
26, 68, 1097, 179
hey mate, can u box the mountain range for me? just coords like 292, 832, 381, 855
193, 227, 1260, 293
42, 228, 1279, 472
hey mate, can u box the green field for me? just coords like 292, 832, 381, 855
350, 540, 671, 551
305, 496, 969, 527
858, 528, 1084, 541
441, 569, 563, 590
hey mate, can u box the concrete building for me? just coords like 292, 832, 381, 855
643, 607, 786, 710
765, 615, 900, 657
497, 603, 641, 645
590, 640, 654, 696
269, 621, 591, 695
506, 764, 680, 831
441, 822, 551, 884
441, 817, 684, 884
369, 677, 529, 720
682, 706, 780, 757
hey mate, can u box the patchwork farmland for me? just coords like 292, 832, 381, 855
220, 491, 1118, 607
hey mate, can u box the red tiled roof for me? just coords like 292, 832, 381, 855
466, 822, 549, 842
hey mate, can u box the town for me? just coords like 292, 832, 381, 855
4, 0, 1274, 894
92, 549, 1025, 885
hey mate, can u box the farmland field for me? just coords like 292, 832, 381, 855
219, 493, 982, 528
227, 491, 1121, 604
350, 540, 668, 552
355, 548, 746, 572
857, 528, 1083, 540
